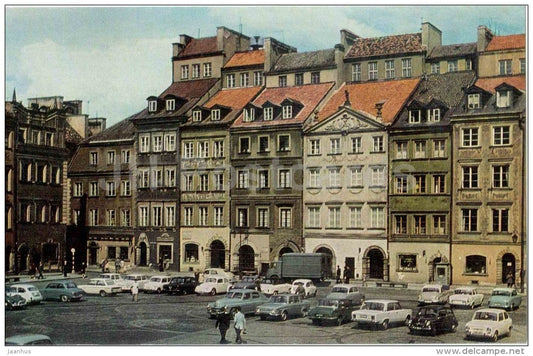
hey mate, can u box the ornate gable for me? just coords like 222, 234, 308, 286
308, 107, 383, 134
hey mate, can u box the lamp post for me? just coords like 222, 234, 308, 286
70, 248, 76, 274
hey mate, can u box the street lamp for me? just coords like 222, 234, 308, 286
70, 248, 76, 274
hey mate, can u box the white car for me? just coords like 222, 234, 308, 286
123, 274, 151, 291
6, 284, 43, 304
327, 284, 365, 305
200, 268, 234, 283
99, 273, 129, 290
260, 278, 292, 295
352, 299, 412, 330
465, 308, 512, 342
418, 284, 451, 305
195, 277, 229, 295
290, 279, 317, 297
449, 287, 484, 309
78, 278, 122, 297
143, 275, 172, 294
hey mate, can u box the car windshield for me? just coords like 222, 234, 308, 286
293, 282, 303, 286
422, 287, 440, 293
205, 278, 217, 283
66, 282, 78, 289
151, 277, 161, 282
318, 299, 339, 307
229, 292, 243, 299
455, 289, 472, 295
474, 311, 497, 321
269, 295, 288, 303
125, 276, 138, 281
27, 287, 38, 292
361, 302, 384, 311
417, 307, 438, 316
331, 287, 348, 293
492, 290, 510, 296
6, 287, 16, 293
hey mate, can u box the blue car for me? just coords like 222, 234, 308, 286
41, 281, 84, 302
487, 288, 521, 311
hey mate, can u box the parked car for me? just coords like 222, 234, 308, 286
256, 293, 311, 321
77, 278, 122, 297
487, 288, 521, 311
40, 281, 84, 302
195, 277, 230, 295
99, 273, 130, 290
448, 287, 484, 309
308, 297, 358, 326
352, 299, 412, 330
5, 293, 27, 310
327, 284, 365, 305
5, 334, 54, 345
143, 275, 172, 294
6, 284, 43, 304
465, 308, 512, 342
200, 268, 234, 283
228, 275, 258, 291
207, 289, 269, 318
163, 276, 197, 295
260, 278, 292, 296
418, 284, 451, 305
408, 305, 458, 336
290, 279, 317, 297
123, 273, 151, 291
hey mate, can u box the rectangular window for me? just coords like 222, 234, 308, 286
520, 58, 526, 74
462, 166, 479, 189
140, 135, 150, 153
396, 141, 407, 159
253, 71, 263, 86
349, 207, 362, 228
499, 59, 512, 75
330, 138, 341, 154
295, 73, 304, 86
280, 208, 292, 228
328, 207, 341, 228
203, 62, 212, 77
351, 137, 362, 153
237, 208, 248, 227
263, 107, 273, 121
352, 63, 361, 81
308, 207, 320, 228
279, 76, 287, 87
199, 174, 209, 191
164, 134, 176, 152
466, 59, 472, 70
371, 167, 385, 186
414, 175, 426, 193
448, 60, 458, 72
492, 209, 509, 232
468, 94, 480, 109
152, 168, 163, 188
213, 140, 224, 158
90, 152, 98, 166
433, 215, 446, 234
121, 180, 131, 196
192, 110, 202, 122
199, 207, 208, 226
258, 170, 269, 189
239, 137, 250, 153
282, 105, 292, 119
462, 128, 479, 147
309, 139, 320, 155
493, 126, 510, 145
121, 149, 130, 164
227, 74, 235, 88
428, 108, 440, 122
74, 182, 83, 197
401, 58, 412, 77
278, 135, 290, 151
395, 176, 408, 194
385, 60, 395, 79
433, 139, 446, 158
181, 65, 189, 79
211, 109, 221, 121
243, 108, 255, 122
350, 167, 363, 187
139, 169, 150, 188
191, 64, 200, 78
89, 182, 98, 196
409, 110, 421, 123
492, 165, 510, 188
106, 209, 116, 226
165, 168, 176, 187
309, 168, 321, 188
121, 209, 131, 227
373, 136, 384, 152
106, 151, 115, 165
237, 170, 249, 189
152, 135, 163, 152
89, 209, 99, 226
371, 207, 385, 228
368, 62, 378, 80
328, 167, 341, 187
497, 90, 511, 108
184, 207, 193, 226
414, 215, 426, 234
311, 72, 320, 84
278, 169, 291, 188
198, 141, 209, 158
183, 174, 193, 191
257, 208, 269, 228
399, 254, 417, 271
395, 215, 407, 234
462, 208, 478, 232
165, 206, 175, 227
431, 62, 440, 74
214, 207, 223, 226
414, 140, 426, 158
166, 99, 175, 111
152, 206, 163, 227
240, 73, 250, 87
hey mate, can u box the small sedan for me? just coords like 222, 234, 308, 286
327, 284, 365, 305
78, 278, 122, 297
195, 277, 230, 295
5, 334, 54, 345
449, 287, 484, 309
487, 288, 521, 311
40, 281, 84, 302
256, 293, 310, 321
163, 276, 197, 295
465, 308, 512, 342
143, 275, 172, 294
207, 289, 269, 318
5, 293, 27, 310
290, 279, 317, 297
123, 274, 151, 291
6, 284, 43, 304
408, 305, 458, 336
308, 298, 358, 326
260, 278, 292, 296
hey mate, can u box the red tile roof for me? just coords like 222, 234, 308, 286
485, 34, 525, 51
475, 75, 526, 93
159, 78, 220, 99
317, 79, 420, 124
204, 87, 263, 109
232, 82, 335, 128
177, 37, 219, 57
224, 50, 265, 68
346, 33, 422, 58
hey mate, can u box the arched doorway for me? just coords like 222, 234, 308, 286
139, 242, 147, 266
316, 247, 333, 279
278, 247, 293, 257
210, 240, 226, 269
18, 245, 29, 272
502, 253, 516, 284
42, 242, 58, 265
238, 245, 255, 272
368, 248, 384, 279
88, 242, 98, 265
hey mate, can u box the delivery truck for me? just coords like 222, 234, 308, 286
266, 253, 330, 282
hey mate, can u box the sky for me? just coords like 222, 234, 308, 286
4, 5, 527, 127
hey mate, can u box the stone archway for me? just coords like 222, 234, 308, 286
501, 253, 516, 284
209, 240, 226, 269
314, 245, 335, 279
362, 246, 388, 282
278, 247, 293, 257
496, 249, 520, 285
238, 245, 255, 272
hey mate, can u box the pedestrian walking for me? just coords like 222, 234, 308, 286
115, 259, 121, 273
344, 266, 350, 284
336, 265, 342, 283
63, 260, 68, 277
37, 261, 44, 279
506, 272, 515, 288
131, 282, 139, 302
233, 307, 246, 344
81, 262, 87, 278
215, 311, 231, 344
254, 277, 261, 292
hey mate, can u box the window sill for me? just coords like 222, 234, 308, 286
370, 151, 385, 154
327, 153, 342, 156
396, 269, 419, 273
347, 152, 364, 155
463, 273, 488, 277
489, 144, 513, 149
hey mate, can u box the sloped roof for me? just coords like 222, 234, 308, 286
224, 50, 265, 68
485, 34, 525, 51
85, 117, 136, 143
345, 33, 422, 58
177, 36, 219, 58
160, 78, 220, 99
317, 78, 420, 124
232, 82, 335, 128
270, 49, 336, 73
428, 42, 477, 59
64, 122, 84, 144
475, 75, 526, 93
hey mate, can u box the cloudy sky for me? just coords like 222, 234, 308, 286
5, 5, 526, 127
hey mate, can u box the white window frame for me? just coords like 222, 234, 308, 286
192, 110, 202, 122
371, 167, 385, 186
121, 180, 131, 196
203, 62, 212, 77
214, 207, 223, 226
352, 63, 362, 81
370, 207, 385, 228
139, 135, 150, 153
152, 135, 163, 152
448, 60, 458, 72
372, 136, 384, 152
428, 108, 441, 122
328, 207, 341, 228
240, 73, 250, 87
328, 167, 341, 188
351, 137, 362, 153
237, 170, 249, 189
253, 71, 263, 86
211, 109, 221, 121
106, 209, 116, 226
278, 134, 291, 152
468, 94, 481, 109
183, 142, 194, 158
74, 182, 83, 197
402, 58, 412, 77
350, 166, 363, 187
213, 140, 224, 158
165, 168, 176, 187
396, 141, 407, 159
493, 126, 510, 146
227, 74, 235, 88
90, 151, 98, 165
152, 206, 163, 227
385, 60, 395, 79
106, 150, 115, 165
192, 63, 200, 78
148, 100, 157, 112
184, 207, 193, 226
349, 206, 362, 228
165, 206, 175, 227
89, 181, 98, 196
198, 141, 209, 158
309, 139, 320, 155
278, 169, 291, 188
199, 207, 208, 226
368, 62, 378, 80
166, 99, 175, 111
181, 65, 189, 79
308, 168, 321, 188
164, 133, 176, 151
414, 140, 426, 158
257, 207, 270, 228
139, 169, 150, 188
308, 206, 321, 228
279, 208, 292, 228
433, 139, 446, 158
214, 172, 224, 191
121, 149, 130, 164
282, 105, 293, 119
258, 169, 269, 189
462, 128, 479, 147
239, 137, 250, 153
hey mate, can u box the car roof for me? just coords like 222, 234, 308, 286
89, 278, 107, 281
332, 284, 358, 288
492, 287, 514, 292
228, 289, 257, 293
10, 284, 37, 288
454, 286, 476, 290
476, 308, 505, 313
293, 279, 312, 283
5, 334, 52, 345
363, 299, 399, 303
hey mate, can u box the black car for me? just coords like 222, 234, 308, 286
163, 277, 197, 295
408, 305, 458, 336
6, 293, 27, 310
228, 276, 258, 291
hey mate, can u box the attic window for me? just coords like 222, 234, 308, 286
428, 108, 441, 122
264, 107, 273, 121
468, 94, 481, 109
148, 100, 157, 113
282, 105, 293, 119
193, 111, 202, 122
408, 110, 422, 123
244, 108, 255, 122
496, 90, 511, 108
211, 109, 221, 121
166, 99, 176, 112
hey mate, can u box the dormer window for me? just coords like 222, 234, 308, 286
211, 109, 221, 121
193, 111, 202, 122
264, 107, 273, 121
166, 99, 175, 112
282, 105, 293, 119
409, 110, 422, 123
428, 108, 440, 122
148, 100, 157, 113
243, 108, 255, 122
496, 90, 511, 108
468, 94, 481, 109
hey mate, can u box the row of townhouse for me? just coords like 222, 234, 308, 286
62, 23, 525, 286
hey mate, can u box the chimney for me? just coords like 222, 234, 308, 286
421, 22, 442, 53
375, 101, 385, 122
340, 29, 360, 49
334, 44, 345, 89
477, 25, 494, 52
174, 34, 193, 57
251, 36, 262, 50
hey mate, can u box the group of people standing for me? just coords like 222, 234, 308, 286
336, 265, 352, 284
215, 307, 246, 344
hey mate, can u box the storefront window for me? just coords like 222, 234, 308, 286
399, 254, 417, 272
185, 244, 199, 263
465, 255, 486, 274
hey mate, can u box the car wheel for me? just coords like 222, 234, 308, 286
492, 331, 499, 342
450, 323, 457, 333
431, 325, 437, 337
60, 295, 69, 303
210, 288, 217, 296
381, 319, 389, 330
301, 307, 309, 317
229, 308, 237, 318
273, 291, 278, 295
507, 327, 512, 337
280, 311, 288, 321
404, 315, 411, 326
99, 290, 107, 297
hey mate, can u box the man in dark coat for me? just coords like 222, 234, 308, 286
336, 266, 342, 283
215, 311, 231, 344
